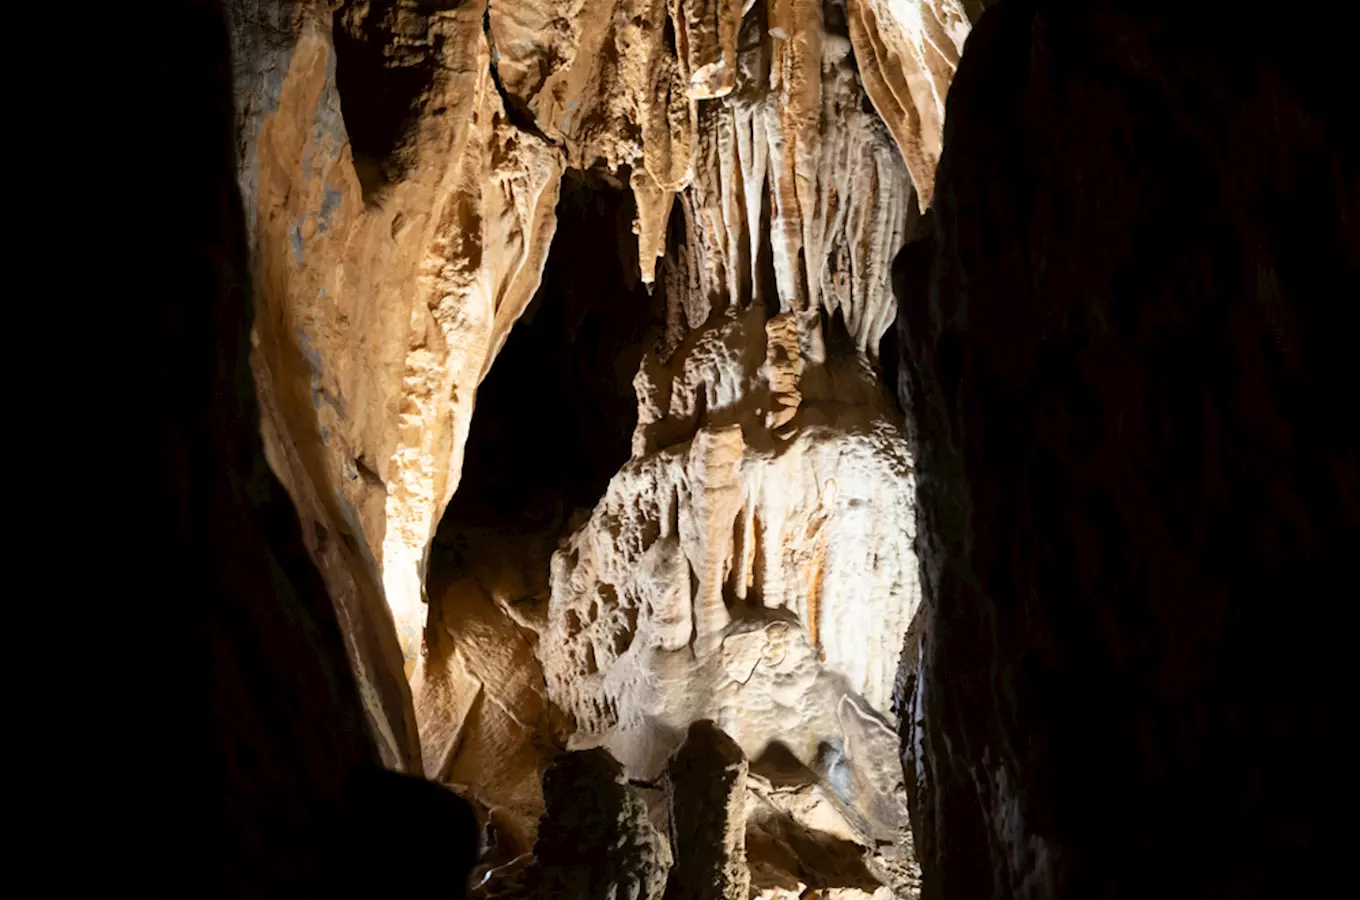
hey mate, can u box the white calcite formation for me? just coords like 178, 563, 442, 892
532, 300, 921, 892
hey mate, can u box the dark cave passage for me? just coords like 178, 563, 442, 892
429, 168, 667, 586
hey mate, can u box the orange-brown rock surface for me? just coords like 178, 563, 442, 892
233, 0, 562, 768
846, 0, 970, 209
228, 0, 979, 892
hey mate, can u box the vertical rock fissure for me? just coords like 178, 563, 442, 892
483, 2, 562, 149
413, 169, 667, 866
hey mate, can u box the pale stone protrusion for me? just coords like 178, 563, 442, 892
632, 166, 677, 287
675, 0, 743, 99
683, 425, 746, 648
763, 312, 804, 430
846, 0, 972, 209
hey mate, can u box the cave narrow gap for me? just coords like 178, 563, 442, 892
877, 200, 933, 419
661, 193, 692, 356
756, 167, 780, 320
877, 309, 906, 418
428, 168, 667, 600
331, 2, 438, 202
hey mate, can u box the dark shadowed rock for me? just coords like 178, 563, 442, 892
531, 748, 671, 900
663, 720, 750, 900
894, 1, 1358, 897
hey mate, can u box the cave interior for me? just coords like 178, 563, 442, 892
160, 0, 1357, 897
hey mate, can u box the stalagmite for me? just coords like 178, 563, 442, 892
664, 721, 752, 900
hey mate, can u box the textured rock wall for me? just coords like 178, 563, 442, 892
178, 0, 1357, 895
230, 0, 562, 771
226, 0, 978, 893
159, 1, 478, 893
895, 2, 1358, 897
226, 0, 972, 780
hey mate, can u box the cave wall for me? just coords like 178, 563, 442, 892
895, 2, 1358, 896
172, 0, 1357, 895
173, 0, 1358, 895
412, 0, 954, 886
159, 1, 478, 893
229, 0, 562, 773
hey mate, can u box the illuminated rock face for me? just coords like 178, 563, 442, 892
229, 0, 562, 770
228, 0, 978, 894
164, 6, 481, 893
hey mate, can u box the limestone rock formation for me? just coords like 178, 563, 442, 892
226, 0, 982, 893
846, 0, 970, 209
664, 721, 751, 900
231, 0, 563, 770
530, 748, 673, 900
160, 2, 479, 892
540, 364, 919, 772
227, 0, 972, 690
894, 2, 1358, 897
